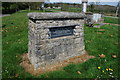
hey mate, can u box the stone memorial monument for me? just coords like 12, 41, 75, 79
27, 12, 86, 69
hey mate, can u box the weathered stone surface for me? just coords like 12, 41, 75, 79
28, 12, 85, 69
44, 54, 56, 61
28, 12, 85, 20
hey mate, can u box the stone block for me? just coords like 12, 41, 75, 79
28, 12, 85, 69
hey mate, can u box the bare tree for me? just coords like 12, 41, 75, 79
95, 2, 100, 5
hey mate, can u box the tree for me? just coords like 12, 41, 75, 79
25, 2, 32, 11
2, 2, 11, 10
95, 2, 100, 5
10, 2, 19, 12
89, 2, 95, 12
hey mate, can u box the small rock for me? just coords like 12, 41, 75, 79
112, 55, 117, 58
77, 71, 81, 74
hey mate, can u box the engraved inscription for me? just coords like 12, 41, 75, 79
49, 26, 75, 38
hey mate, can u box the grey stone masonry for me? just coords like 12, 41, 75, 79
27, 12, 86, 69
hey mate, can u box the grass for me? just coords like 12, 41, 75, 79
2, 10, 119, 78
104, 17, 120, 24
62, 8, 82, 12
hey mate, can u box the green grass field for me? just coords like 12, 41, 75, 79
2, 11, 119, 78
104, 17, 120, 24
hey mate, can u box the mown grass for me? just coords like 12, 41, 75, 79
104, 17, 120, 24
2, 11, 119, 78
62, 8, 82, 12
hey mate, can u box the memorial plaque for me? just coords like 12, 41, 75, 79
49, 26, 75, 38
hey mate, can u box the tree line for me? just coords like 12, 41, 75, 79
2, 2, 118, 15
2, 2, 44, 14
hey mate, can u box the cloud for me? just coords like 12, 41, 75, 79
89, 0, 119, 2
50, 0, 81, 3
50, 0, 119, 3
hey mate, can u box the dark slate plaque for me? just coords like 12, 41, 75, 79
49, 26, 75, 38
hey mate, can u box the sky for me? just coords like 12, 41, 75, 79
49, 0, 120, 6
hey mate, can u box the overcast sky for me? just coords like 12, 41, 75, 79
50, 0, 119, 6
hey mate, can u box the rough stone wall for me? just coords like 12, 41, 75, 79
28, 12, 85, 69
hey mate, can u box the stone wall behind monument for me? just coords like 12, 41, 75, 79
27, 12, 86, 69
